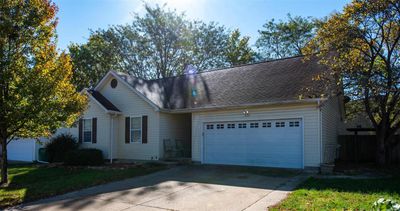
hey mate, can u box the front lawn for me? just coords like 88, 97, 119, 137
272, 176, 400, 210
0, 163, 167, 208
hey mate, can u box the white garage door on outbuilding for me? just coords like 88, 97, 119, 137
203, 118, 303, 169
7, 139, 37, 162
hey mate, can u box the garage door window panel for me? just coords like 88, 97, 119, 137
250, 123, 259, 128
227, 123, 235, 129
276, 122, 285, 127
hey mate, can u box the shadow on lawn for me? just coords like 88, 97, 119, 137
1, 163, 166, 209
298, 175, 400, 195
10, 164, 302, 210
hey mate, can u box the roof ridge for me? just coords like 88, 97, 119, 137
145, 55, 305, 82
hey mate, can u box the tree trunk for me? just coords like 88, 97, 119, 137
0, 136, 7, 185
376, 133, 386, 165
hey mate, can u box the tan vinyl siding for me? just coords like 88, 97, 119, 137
321, 97, 342, 163
80, 100, 111, 158
159, 113, 191, 158
99, 76, 161, 160
191, 103, 322, 167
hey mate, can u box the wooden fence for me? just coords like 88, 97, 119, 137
337, 135, 400, 164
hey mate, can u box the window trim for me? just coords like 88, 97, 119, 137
130, 116, 142, 143
82, 118, 92, 143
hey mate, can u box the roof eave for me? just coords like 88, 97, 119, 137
160, 98, 328, 113
82, 89, 122, 115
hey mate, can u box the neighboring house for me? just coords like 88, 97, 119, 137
76, 56, 344, 169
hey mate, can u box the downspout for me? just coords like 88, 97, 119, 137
109, 114, 114, 164
317, 99, 323, 166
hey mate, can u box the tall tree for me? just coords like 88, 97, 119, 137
256, 14, 318, 59
69, 4, 230, 89
69, 30, 122, 91
304, 0, 400, 164
0, 0, 86, 184
225, 29, 255, 66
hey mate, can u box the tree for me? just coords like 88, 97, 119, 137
69, 4, 230, 89
225, 29, 255, 66
304, 0, 400, 164
69, 30, 122, 91
0, 0, 86, 184
256, 14, 318, 59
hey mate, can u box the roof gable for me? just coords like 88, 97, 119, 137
94, 71, 160, 111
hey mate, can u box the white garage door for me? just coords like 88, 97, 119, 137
204, 119, 303, 168
7, 139, 35, 162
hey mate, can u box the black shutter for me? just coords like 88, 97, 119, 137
92, 118, 97, 143
78, 119, 83, 143
125, 117, 130, 144
142, 116, 148, 144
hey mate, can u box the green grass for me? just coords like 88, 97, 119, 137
272, 176, 400, 210
0, 163, 167, 208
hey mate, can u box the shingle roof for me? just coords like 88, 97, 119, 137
113, 55, 328, 110
87, 90, 121, 112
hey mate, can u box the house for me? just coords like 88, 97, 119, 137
76, 56, 344, 169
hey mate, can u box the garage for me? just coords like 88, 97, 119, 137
7, 139, 36, 162
203, 118, 303, 168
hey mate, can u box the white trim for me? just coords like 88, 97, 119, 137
82, 118, 93, 143
318, 99, 323, 165
129, 116, 142, 144
201, 116, 305, 169
94, 71, 160, 111
163, 98, 327, 113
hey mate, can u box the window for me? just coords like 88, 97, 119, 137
206, 124, 214, 129
130, 117, 142, 143
250, 122, 259, 128
227, 123, 235, 129
289, 121, 300, 127
262, 122, 272, 128
238, 123, 247, 128
83, 119, 92, 143
110, 79, 118, 88
216, 124, 224, 129
276, 122, 285, 127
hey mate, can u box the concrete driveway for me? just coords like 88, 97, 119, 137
11, 165, 308, 211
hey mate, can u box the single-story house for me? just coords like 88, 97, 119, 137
75, 55, 344, 169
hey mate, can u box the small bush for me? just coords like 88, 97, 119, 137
45, 134, 78, 162
64, 148, 104, 166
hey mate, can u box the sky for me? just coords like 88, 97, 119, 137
53, 0, 351, 51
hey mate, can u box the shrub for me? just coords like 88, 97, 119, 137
64, 148, 104, 166
45, 134, 78, 162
